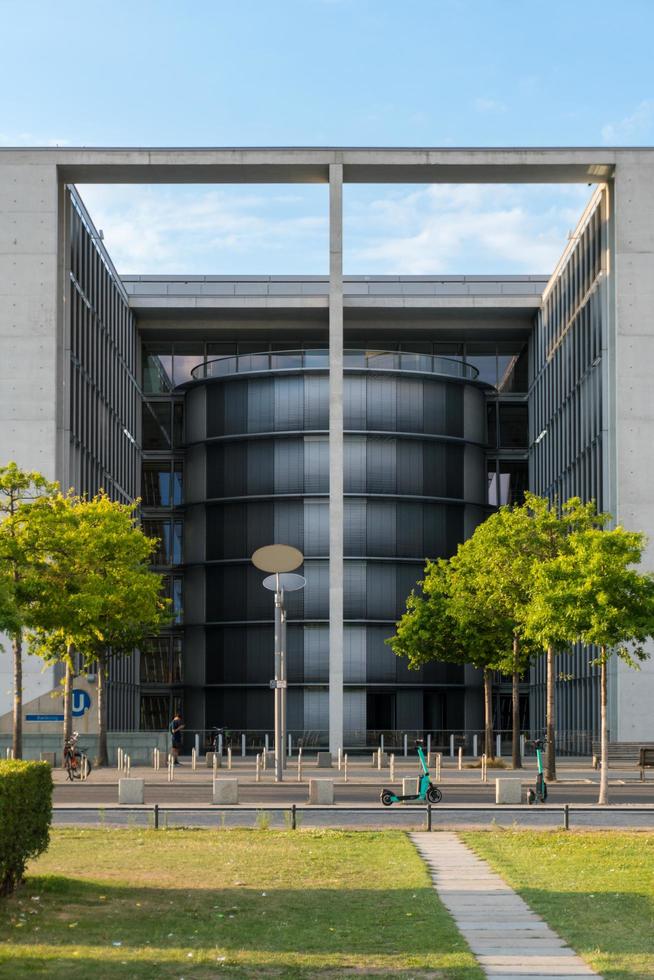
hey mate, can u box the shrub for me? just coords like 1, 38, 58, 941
0, 760, 52, 895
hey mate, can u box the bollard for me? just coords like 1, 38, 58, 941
434, 752, 442, 781
227, 746, 232, 770
192, 748, 197, 771
427, 733, 431, 757
380, 734, 384, 753
344, 753, 348, 783
427, 803, 432, 832
241, 733, 246, 757
218, 733, 223, 758
167, 754, 174, 782
262, 748, 267, 771
458, 746, 463, 771
337, 747, 342, 771
81, 755, 88, 781
563, 804, 570, 830
520, 733, 526, 759
449, 734, 455, 758
126, 755, 131, 777
403, 734, 408, 757
154, 803, 159, 830
297, 747, 303, 782
213, 752, 218, 780
390, 753, 395, 782
195, 733, 200, 756
255, 753, 261, 782
473, 734, 478, 757
377, 748, 382, 770
265, 733, 269, 752
288, 733, 292, 758
291, 803, 297, 830
117, 747, 123, 771
481, 753, 488, 783
496, 734, 502, 758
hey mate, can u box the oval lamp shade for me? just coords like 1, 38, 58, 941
251, 544, 304, 573
262, 572, 306, 592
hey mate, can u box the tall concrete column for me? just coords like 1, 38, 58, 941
612, 159, 654, 739
328, 163, 344, 755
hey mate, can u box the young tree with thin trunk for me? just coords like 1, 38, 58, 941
526, 528, 654, 804
387, 558, 508, 759
0, 463, 57, 759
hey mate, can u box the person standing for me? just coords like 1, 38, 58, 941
170, 712, 184, 765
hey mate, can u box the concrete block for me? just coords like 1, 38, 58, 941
495, 778, 523, 804
402, 777, 419, 802
119, 778, 144, 805
212, 779, 239, 804
309, 779, 334, 804
206, 752, 221, 768
316, 751, 333, 768
39, 751, 56, 767
371, 751, 389, 767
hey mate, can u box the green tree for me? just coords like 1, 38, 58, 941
527, 528, 654, 804
388, 558, 508, 758
0, 463, 57, 758
24, 492, 169, 766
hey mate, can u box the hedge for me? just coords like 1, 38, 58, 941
0, 760, 52, 896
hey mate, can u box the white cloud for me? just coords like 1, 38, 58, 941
76, 185, 328, 274
601, 100, 654, 145
345, 184, 593, 275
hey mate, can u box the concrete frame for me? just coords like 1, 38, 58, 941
3, 145, 654, 744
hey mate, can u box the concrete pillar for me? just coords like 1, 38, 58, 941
118, 778, 144, 804
328, 162, 344, 755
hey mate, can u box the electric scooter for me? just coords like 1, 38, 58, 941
380, 739, 442, 806
527, 738, 548, 804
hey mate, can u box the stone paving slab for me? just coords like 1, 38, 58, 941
411, 832, 602, 978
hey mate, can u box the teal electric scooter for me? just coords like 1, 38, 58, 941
380, 739, 442, 806
527, 738, 548, 804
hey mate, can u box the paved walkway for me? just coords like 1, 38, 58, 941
411, 832, 601, 979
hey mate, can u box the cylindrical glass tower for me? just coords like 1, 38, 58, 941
183, 350, 488, 745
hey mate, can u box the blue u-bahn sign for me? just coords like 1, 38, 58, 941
26, 689, 92, 723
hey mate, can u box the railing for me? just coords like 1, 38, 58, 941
190, 349, 479, 382
173, 729, 598, 757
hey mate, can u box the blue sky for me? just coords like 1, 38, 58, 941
2, 0, 651, 273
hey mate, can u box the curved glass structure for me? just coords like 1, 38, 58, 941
183, 351, 489, 744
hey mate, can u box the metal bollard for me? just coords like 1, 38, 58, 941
262, 748, 267, 771
194, 732, 200, 756
403, 734, 408, 758
458, 746, 463, 771
496, 734, 502, 758
473, 734, 478, 757
256, 753, 261, 783
154, 803, 159, 830
213, 753, 218, 779
218, 733, 223, 758
427, 733, 431, 757
265, 733, 269, 752
167, 754, 174, 782
434, 752, 442, 781
81, 755, 88, 781
344, 753, 348, 783
297, 748, 303, 782
117, 747, 123, 771
427, 803, 432, 832
288, 733, 292, 757
126, 755, 131, 777
380, 734, 384, 753
227, 746, 232, 770
192, 748, 197, 771
377, 748, 382, 770
520, 733, 526, 759
563, 804, 570, 830
337, 747, 342, 771
241, 733, 246, 758
481, 753, 487, 782
291, 803, 297, 830
390, 753, 395, 781
449, 734, 455, 758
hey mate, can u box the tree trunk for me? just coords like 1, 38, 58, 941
512, 634, 522, 769
545, 643, 557, 781
62, 650, 74, 761
598, 649, 609, 806
12, 632, 22, 759
96, 662, 108, 767
483, 667, 494, 759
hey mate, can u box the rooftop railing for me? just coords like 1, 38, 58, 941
190, 349, 479, 382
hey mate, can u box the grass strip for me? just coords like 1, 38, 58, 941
0, 827, 484, 979
463, 830, 654, 980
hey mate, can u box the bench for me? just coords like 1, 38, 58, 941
639, 748, 654, 781
591, 742, 654, 771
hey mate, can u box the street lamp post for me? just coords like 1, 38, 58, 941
252, 545, 305, 783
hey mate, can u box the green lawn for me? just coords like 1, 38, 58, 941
463, 830, 654, 980
0, 828, 483, 980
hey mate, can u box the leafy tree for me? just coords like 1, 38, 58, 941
0, 464, 57, 758
24, 492, 169, 766
528, 528, 654, 804
388, 558, 508, 758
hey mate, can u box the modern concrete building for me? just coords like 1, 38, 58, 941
1, 147, 653, 754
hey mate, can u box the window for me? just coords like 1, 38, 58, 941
142, 462, 183, 508
143, 521, 183, 566
143, 345, 173, 394
499, 404, 528, 448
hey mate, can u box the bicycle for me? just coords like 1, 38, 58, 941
63, 731, 92, 781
